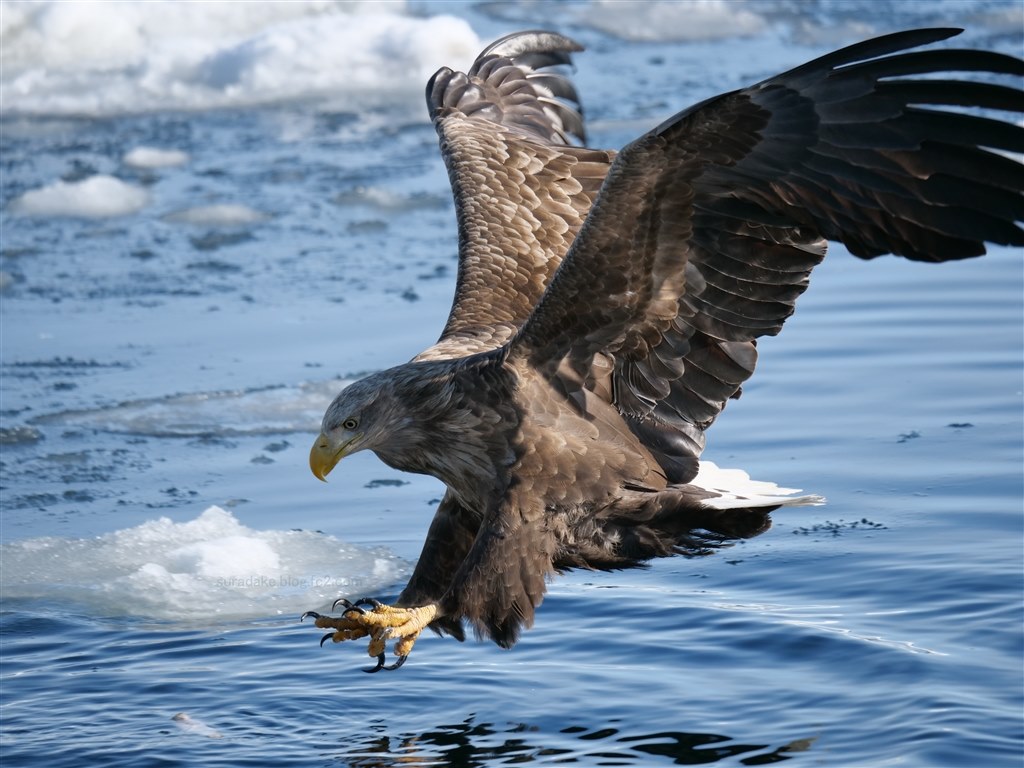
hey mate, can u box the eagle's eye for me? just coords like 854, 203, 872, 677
342, 418, 359, 431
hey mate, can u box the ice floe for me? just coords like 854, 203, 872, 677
123, 146, 190, 168
8, 175, 150, 218
581, 0, 764, 41
30, 379, 348, 437
1, 0, 480, 116
163, 203, 268, 227
0, 505, 410, 621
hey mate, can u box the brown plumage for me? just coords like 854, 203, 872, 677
305, 29, 1024, 665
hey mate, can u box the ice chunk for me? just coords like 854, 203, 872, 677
31, 379, 347, 437
2, 2, 480, 116
123, 146, 190, 168
0, 506, 410, 622
582, 0, 764, 41
9, 175, 149, 218
163, 204, 267, 226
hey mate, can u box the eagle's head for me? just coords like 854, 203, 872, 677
309, 364, 455, 482
310, 372, 405, 481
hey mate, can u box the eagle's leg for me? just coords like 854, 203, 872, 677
301, 600, 439, 671
393, 493, 478, 641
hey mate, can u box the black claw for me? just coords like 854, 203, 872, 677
354, 597, 384, 609
362, 653, 386, 673
331, 597, 361, 613
384, 655, 408, 671
333, 597, 366, 616
319, 632, 335, 648
300, 611, 322, 622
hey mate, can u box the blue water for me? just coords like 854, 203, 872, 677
2, 2, 1022, 766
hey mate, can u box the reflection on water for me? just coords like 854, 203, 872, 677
334, 716, 813, 766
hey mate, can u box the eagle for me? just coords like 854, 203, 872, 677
302, 28, 1024, 671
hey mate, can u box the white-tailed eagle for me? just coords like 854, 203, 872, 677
303, 29, 1023, 671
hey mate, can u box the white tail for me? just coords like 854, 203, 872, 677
693, 461, 825, 510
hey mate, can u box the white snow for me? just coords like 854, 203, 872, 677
1, 0, 480, 116
9, 175, 150, 218
123, 146, 190, 168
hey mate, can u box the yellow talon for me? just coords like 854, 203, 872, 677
304, 601, 439, 669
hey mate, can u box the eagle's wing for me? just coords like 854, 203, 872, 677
414, 31, 614, 362
508, 28, 1024, 482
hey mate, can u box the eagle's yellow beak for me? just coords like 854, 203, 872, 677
309, 433, 344, 482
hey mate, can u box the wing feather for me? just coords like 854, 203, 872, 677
415, 32, 614, 363
507, 28, 1023, 481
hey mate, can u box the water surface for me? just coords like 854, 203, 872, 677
2, 2, 1022, 766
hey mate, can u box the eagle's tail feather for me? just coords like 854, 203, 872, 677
555, 462, 823, 569
688, 461, 825, 510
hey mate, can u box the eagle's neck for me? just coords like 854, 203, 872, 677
373, 359, 517, 510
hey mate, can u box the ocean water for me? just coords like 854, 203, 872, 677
1, 1, 1022, 766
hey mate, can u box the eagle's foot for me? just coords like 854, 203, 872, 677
300, 600, 438, 672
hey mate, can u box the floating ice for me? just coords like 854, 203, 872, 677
2, 1, 480, 116
123, 146, 190, 168
8, 175, 149, 218
580, 0, 764, 41
0, 506, 410, 622
0, 425, 43, 445
163, 203, 268, 227
30, 379, 347, 437
335, 186, 449, 212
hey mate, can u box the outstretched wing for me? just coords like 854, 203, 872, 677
509, 28, 1024, 482
414, 31, 614, 362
